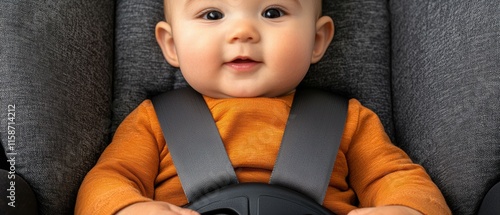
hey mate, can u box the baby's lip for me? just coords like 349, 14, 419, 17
227, 56, 260, 63
224, 56, 261, 72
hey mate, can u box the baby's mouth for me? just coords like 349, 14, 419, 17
229, 56, 260, 63
231, 58, 256, 63
225, 57, 261, 72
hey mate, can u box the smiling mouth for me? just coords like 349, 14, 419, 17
225, 57, 261, 72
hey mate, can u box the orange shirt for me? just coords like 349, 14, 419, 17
75, 93, 451, 215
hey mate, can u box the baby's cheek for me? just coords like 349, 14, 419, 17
177, 40, 220, 77
276, 46, 312, 75
271, 34, 314, 67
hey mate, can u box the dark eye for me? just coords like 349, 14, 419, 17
262, 8, 285, 19
203, 10, 224, 20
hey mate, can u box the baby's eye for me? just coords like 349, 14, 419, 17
202, 10, 224, 20
262, 8, 285, 19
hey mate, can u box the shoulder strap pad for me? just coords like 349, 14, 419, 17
270, 88, 348, 204
152, 87, 348, 204
151, 87, 238, 202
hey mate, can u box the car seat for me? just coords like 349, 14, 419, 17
0, 0, 499, 214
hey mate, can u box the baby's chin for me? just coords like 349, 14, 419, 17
196, 88, 296, 99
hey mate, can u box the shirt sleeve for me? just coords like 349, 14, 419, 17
75, 100, 164, 215
345, 99, 451, 215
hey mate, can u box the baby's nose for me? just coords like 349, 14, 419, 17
226, 20, 261, 43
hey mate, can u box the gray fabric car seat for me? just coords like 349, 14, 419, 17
0, 0, 499, 214
390, 1, 500, 214
0, 1, 114, 214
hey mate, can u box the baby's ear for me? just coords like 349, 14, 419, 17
156, 21, 180, 67
311, 16, 334, 63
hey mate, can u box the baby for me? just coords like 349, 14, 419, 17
75, 0, 451, 214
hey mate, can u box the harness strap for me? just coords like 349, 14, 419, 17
152, 87, 348, 204
270, 88, 347, 204
152, 87, 238, 202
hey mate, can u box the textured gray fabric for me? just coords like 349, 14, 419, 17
0, 1, 114, 214
391, 1, 500, 214
1, 0, 496, 214
306, 0, 393, 139
112, 0, 394, 140
113, 0, 187, 134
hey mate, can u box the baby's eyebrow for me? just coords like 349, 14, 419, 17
184, 0, 203, 8
182, 0, 211, 12
184, 0, 196, 6
184, 0, 302, 7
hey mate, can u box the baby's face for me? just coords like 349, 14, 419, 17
158, 0, 330, 98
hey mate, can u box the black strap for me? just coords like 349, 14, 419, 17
478, 181, 500, 215
152, 87, 238, 202
152, 87, 347, 204
270, 88, 347, 204
0, 141, 8, 170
